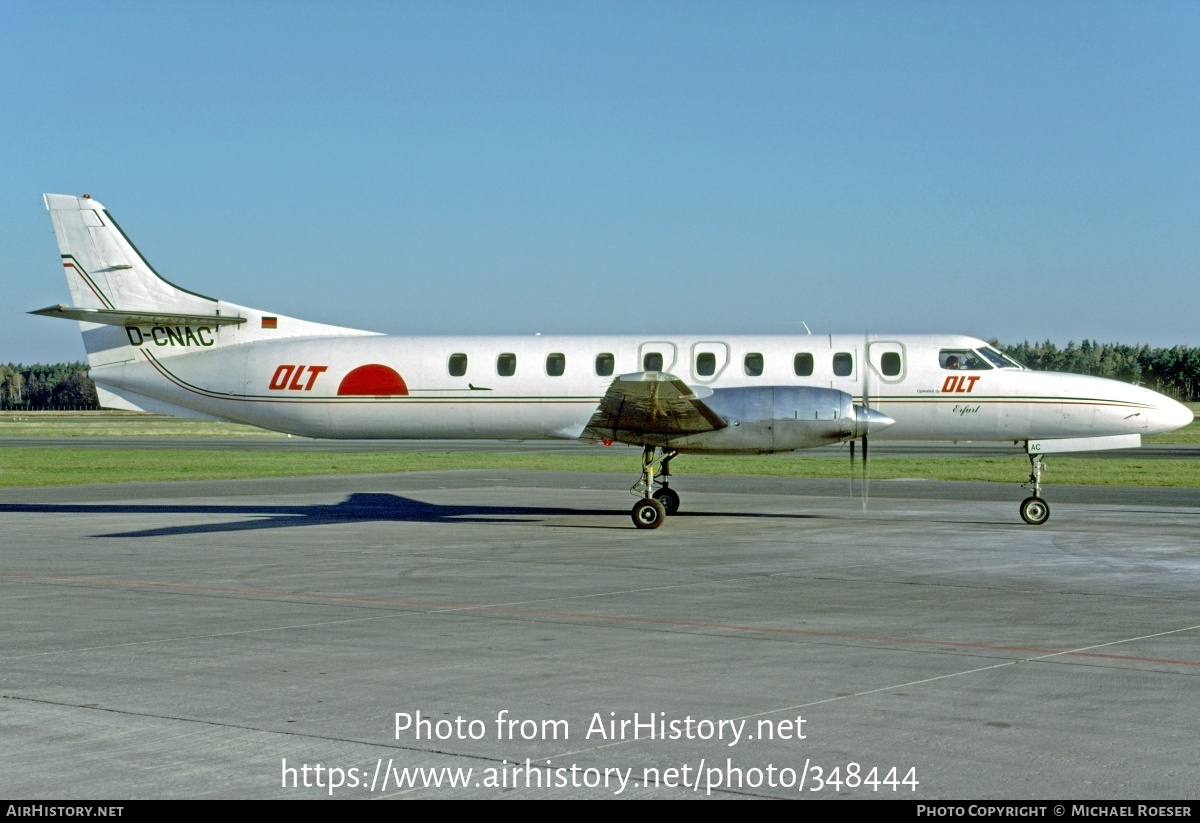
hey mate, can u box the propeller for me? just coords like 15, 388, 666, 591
849, 437, 856, 496
850, 340, 896, 505
860, 342, 870, 511
848, 434, 868, 507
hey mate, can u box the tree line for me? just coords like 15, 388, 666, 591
2, 342, 1198, 411
0, 363, 100, 410
996, 340, 1199, 401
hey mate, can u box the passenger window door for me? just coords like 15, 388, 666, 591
638, 342, 677, 374
867, 341, 906, 383
690, 342, 729, 382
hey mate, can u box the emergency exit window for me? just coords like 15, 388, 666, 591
881, 352, 901, 377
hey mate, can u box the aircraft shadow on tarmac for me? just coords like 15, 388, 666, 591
0, 493, 818, 538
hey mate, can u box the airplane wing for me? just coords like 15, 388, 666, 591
583, 372, 728, 444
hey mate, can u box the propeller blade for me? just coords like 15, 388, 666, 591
849, 438, 856, 495
861, 434, 870, 511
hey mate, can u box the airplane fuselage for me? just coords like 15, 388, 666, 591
91, 329, 1186, 448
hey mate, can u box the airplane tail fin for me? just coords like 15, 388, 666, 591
37, 193, 375, 370
43, 193, 221, 318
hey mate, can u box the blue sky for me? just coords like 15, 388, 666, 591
3, 1, 1199, 364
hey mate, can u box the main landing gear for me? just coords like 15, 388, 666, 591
1019, 453, 1050, 525
630, 446, 680, 529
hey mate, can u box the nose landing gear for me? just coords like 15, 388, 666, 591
1019, 453, 1050, 525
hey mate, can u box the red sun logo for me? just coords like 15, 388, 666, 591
337, 364, 409, 396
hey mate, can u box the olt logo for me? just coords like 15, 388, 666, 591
269, 364, 328, 391
941, 375, 980, 393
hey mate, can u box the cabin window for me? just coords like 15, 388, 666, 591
696, 352, 716, 377
643, 352, 663, 372
939, 349, 991, 370
744, 353, 764, 377
793, 353, 814, 376
881, 352, 902, 377
497, 353, 517, 376
448, 353, 467, 377
832, 352, 853, 377
595, 353, 615, 377
546, 353, 565, 377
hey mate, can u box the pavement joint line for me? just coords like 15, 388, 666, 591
551, 623, 1200, 761
0, 694, 516, 768
3, 573, 1197, 669
0, 693, 765, 799
727, 622, 1200, 723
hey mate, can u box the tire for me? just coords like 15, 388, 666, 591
653, 487, 681, 516
1019, 496, 1050, 526
632, 498, 666, 529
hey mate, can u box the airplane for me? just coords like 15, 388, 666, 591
31, 193, 1194, 529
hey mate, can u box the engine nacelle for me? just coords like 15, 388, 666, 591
666, 386, 893, 454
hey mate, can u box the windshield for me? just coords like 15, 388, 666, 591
978, 347, 1025, 369
939, 349, 992, 370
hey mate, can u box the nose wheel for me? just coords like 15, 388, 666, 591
1019, 452, 1051, 525
1019, 496, 1050, 525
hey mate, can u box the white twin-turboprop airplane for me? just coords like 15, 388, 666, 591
33, 193, 1193, 528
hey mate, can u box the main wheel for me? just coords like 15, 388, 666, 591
1019, 496, 1050, 525
653, 487, 681, 515
632, 498, 666, 529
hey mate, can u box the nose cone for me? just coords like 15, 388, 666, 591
1146, 394, 1194, 435
854, 405, 896, 437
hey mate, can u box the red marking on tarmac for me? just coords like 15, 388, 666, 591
337, 364, 409, 396
5, 572, 1198, 669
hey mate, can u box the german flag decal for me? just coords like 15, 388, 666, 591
261, 316, 278, 329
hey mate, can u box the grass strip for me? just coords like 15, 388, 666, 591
2, 449, 1198, 487
3, 407, 1197, 443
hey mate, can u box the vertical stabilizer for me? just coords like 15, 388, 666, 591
40, 194, 377, 370
44, 193, 219, 315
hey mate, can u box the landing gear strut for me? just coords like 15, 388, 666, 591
630, 446, 680, 529
1019, 453, 1050, 525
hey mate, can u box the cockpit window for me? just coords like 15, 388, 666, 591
939, 349, 991, 370
978, 347, 1022, 369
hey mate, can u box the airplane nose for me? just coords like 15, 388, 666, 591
1148, 396, 1195, 434
854, 406, 896, 436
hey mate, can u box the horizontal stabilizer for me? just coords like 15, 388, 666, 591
29, 304, 246, 327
